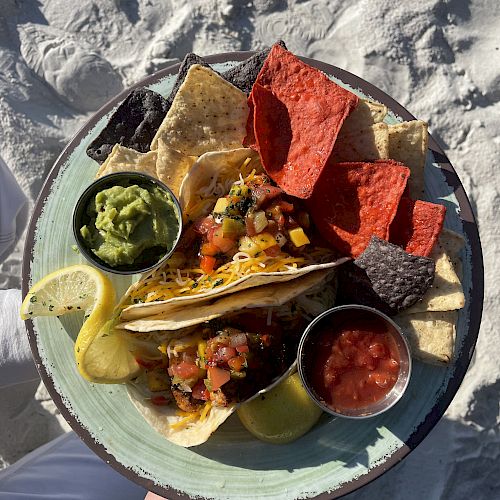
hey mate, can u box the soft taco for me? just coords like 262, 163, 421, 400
125, 270, 337, 447
119, 148, 347, 322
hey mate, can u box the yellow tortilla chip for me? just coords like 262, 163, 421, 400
333, 123, 389, 162
404, 239, 465, 313
439, 228, 465, 280
388, 120, 428, 198
150, 65, 249, 155
395, 310, 457, 365
341, 99, 387, 135
96, 144, 157, 179
155, 138, 196, 198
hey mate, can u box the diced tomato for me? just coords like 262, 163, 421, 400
236, 344, 249, 353
368, 343, 387, 359
200, 255, 217, 274
228, 355, 245, 372
171, 361, 201, 380
208, 366, 231, 391
201, 242, 220, 256
267, 199, 294, 214
211, 227, 236, 253
264, 245, 281, 257
150, 395, 169, 406
245, 212, 257, 236
278, 200, 294, 213
194, 215, 216, 235
260, 334, 271, 347
213, 346, 237, 363
252, 184, 283, 209
192, 380, 209, 401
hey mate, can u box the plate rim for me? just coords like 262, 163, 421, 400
21, 50, 484, 499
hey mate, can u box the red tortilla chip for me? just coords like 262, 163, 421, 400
250, 44, 358, 199
307, 160, 410, 257
389, 197, 446, 256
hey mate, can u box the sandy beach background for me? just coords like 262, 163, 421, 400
0, 0, 498, 497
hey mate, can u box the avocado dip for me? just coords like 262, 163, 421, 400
80, 183, 180, 267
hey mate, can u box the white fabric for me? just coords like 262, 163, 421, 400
0, 289, 39, 388
0, 155, 28, 262
0, 432, 147, 499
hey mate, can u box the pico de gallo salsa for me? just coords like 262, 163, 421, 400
137, 312, 303, 412
309, 310, 401, 411
191, 172, 313, 274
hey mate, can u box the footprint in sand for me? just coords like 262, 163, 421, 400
18, 23, 123, 112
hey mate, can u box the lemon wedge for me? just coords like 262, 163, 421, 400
21, 264, 140, 384
237, 373, 323, 444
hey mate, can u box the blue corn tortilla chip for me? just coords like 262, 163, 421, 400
338, 236, 435, 315
166, 53, 211, 106
222, 40, 287, 94
87, 88, 169, 164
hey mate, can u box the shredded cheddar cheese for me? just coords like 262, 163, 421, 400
170, 401, 212, 430
128, 249, 333, 304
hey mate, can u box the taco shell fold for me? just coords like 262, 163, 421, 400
127, 385, 235, 447
118, 268, 334, 331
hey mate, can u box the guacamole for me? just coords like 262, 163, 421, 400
80, 184, 180, 267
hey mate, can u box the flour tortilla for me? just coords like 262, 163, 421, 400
333, 122, 389, 162
388, 120, 428, 198
150, 65, 249, 155
395, 310, 457, 365
96, 144, 157, 178
179, 147, 262, 222
127, 384, 235, 447
155, 138, 196, 198
118, 269, 333, 332
120, 259, 348, 321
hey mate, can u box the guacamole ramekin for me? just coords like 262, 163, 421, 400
73, 172, 182, 275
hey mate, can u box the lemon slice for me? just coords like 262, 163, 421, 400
237, 373, 323, 444
21, 264, 140, 384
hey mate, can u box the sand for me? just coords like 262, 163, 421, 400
0, 0, 498, 497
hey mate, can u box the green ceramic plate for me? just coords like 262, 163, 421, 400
22, 52, 483, 499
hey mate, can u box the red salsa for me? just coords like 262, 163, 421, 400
310, 312, 400, 411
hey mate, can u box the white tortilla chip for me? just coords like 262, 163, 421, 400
179, 148, 261, 222
341, 99, 387, 135
405, 236, 465, 313
395, 310, 457, 365
96, 144, 157, 179
388, 120, 428, 198
155, 138, 196, 198
150, 65, 249, 155
118, 269, 333, 332
127, 384, 234, 447
333, 122, 389, 162
439, 228, 465, 280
